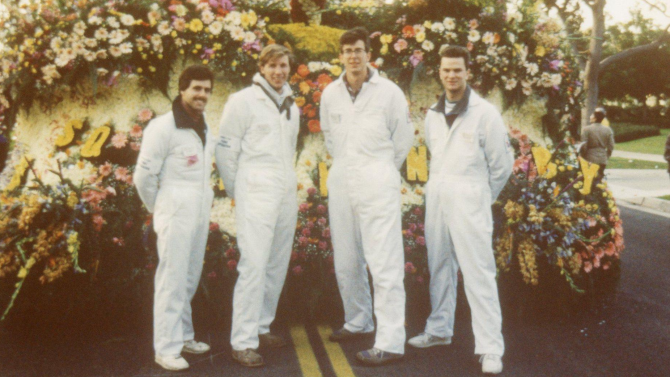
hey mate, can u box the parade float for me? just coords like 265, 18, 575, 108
0, 0, 623, 326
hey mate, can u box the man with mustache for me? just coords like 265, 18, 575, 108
134, 65, 215, 371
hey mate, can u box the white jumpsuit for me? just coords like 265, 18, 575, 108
320, 68, 414, 354
423, 90, 513, 356
134, 111, 214, 357
215, 80, 299, 351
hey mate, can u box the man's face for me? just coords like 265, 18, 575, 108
340, 40, 371, 75
439, 57, 469, 95
180, 79, 212, 115
259, 54, 291, 91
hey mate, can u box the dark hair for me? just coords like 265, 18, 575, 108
593, 111, 605, 123
438, 45, 470, 67
178, 65, 214, 92
339, 27, 370, 52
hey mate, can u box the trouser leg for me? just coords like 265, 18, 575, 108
329, 186, 373, 333
424, 187, 459, 338
231, 191, 279, 350
357, 189, 406, 354
258, 190, 297, 335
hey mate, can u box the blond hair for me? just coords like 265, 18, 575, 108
258, 44, 294, 68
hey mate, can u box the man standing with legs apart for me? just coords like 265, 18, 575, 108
407, 46, 513, 375
320, 27, 414, 366
215, 44, 299, 368
134, 65, 215, 371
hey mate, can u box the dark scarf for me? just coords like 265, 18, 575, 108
430, 86, 471, 128
252, 82, 295, 120
172, 95, 207, 146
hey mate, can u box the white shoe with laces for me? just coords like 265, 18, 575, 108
407, 332, 452, 348
155, 354, 189, 371
480, 354, 503, 374
182, 339, 211, 354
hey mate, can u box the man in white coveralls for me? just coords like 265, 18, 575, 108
320, 27, 414, 366
215, 44, 299, 368
407, 45, 513, 375
134, 65, 215, 371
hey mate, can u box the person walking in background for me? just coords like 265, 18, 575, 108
581, 108, 615, 182
320, 27, 414, 366
134, 65, 215, 371
215, 44, 299, 368
408, 45, 513, 375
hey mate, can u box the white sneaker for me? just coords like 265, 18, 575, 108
182, 339, 211, 354
480, 354, 503, 374
407, 332, 452, 348
155, 354, 189, 371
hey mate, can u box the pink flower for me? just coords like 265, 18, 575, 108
82, 189, 107, 205
209, 222, 219, 232
111, 132, 128, 149
291, 251, 299, 261
394, 38, 408, 53
583, 261, 593, 273
92, 213, 105, 231
207, 271, 217, 279
113, 237, 125, 246
292, 266, 303, 275
317, 217, 327, 226
227, 259, 237, 270
306, 221, 315, 229
307, 187, 317, 196
299, 203, 310, 212
416, 236, 425, 246
138, 108, 154, 122
416, 276, 424, 284
322, 228, 331, 238
409, 50, 424, 67
298, 236, 308, 246
318, 241, 328, 250
225, 248, 236, 258
130, 124, 143, 138
316, 204, 326, 214
408, 223, 417, 232
301, 228, 311, 237
105, 186, 117, 196
187, 154, 198, 166
405, 262, 416, 274
469, 19, 479, 29
413, 207, 423, 216
99, 162, 113, 177
114, 167, 130, 182
130, 142, 141, 151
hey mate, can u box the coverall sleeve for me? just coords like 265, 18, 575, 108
133, 120, 169, 213
215, 93, 246, 199
319, 89, 334, 156
389, 88, 414, 170
484, 111, 514, 201
606, 129, 615, 158
423, 113, 432, 153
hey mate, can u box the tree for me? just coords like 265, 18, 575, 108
545, 0, 670, 127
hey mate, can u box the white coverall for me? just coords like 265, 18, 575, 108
134, 111, 214, 357
320, 68, 414, 354
215, 79, 299, 351
423, 89, 513, 356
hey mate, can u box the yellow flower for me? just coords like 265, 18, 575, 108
240, 12, 258, 28
380, 44, 389, 55
189, 19, 204, 33
415, 31, 426, 43
423, 21, 432, 29
299, 81, 311, 95
67, 192, 78, 208
535, 45, 546, 57
380, 34, 393, 44
329, 65, 342, 76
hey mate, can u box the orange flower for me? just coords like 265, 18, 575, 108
312, 91, 322, 103
493, 33, 501, 44
402, 25, 415, 38
316, 73, 332, 90
303, 104, 317, 118
308, 120, 321, 133
297, 64, 310, 77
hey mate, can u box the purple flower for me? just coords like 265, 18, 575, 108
549, 60, 562, 71
200, 48, 214, 60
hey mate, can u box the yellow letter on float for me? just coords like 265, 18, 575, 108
578, 156, 600, 195
81, 125, 111, 158
319, 162, 329, 197
406, 146, 428, 182
55, 119, 84, 147
531, 146, 557, 179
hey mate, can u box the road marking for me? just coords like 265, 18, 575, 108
290, 326, 324, 377
317, 326, 356, 377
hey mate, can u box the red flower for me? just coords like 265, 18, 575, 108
402, 25, 415, 38
209, 222, 220, 232
308, 120, 321, 133
227, 259, 237, 271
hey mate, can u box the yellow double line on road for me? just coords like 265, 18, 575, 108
290, 325, 356, 377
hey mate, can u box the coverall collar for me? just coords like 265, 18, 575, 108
430, 86, 472, 116
251, 73, 295, 120
172, 95, 207, 146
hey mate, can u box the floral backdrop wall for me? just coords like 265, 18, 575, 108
0, 0, 621, 323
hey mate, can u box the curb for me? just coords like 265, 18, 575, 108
620, 196, 670, 214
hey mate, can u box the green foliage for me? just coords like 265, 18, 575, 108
615, 128, 670, 154
611, 122, 661, 143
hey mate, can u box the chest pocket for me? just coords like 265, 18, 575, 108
360, 105, 388, 137
176, 145, 200, 167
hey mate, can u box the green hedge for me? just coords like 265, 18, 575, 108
611, 123, 661, 143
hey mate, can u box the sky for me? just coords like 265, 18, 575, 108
581, 0, 670, 28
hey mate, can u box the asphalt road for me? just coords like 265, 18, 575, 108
1, 206, 669, 377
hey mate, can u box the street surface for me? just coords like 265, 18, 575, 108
1, 206, 669, 377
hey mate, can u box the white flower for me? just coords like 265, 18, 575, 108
73, 21, 87, 36
521, 80, 533, 95
475, 55, 488, 63
55, 48, 76, 67
72, 41, 86, 55
147, 10, 162, 26
106, 17, 120, 29
120, 14, 135, 26
120, 42, 133, 54
482, 31, 494, 44
504, 77, 518, 90
507, 11, 523, 23
525, 62, 539, 76
136, 38, 150, 49
375, 57, 384, 66
445, 32, 457, 41
421, 40, 435, 52
88, 15, 103, 25
84, 38, 97, 48
150, 34, 163, 50
209, 20, 223, 35
230, 26, 245, 41
95, 49, 108, 60
225, 11, 242, 26
201, 10, 215, 24
646, 95, 658, 108
50, 37, 63, 51
108, 29, 130, 44
431, 23, 445, 33
468, 30, 481, 42
308, 62, 322, 72
97, 67, 109, 76
174, 38, 186, 47
551, 73, 562, 86
173, 5, 188, 17
487, 45, 497, 56
41, 64, 61, 84
157, 21, 171, 36
243, 31, 257, 43
443, 17, 456, 30
109, 45, 123, 57
508, 32, 516, 44
83, 50, 96, 62
94, 28, 109, 40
